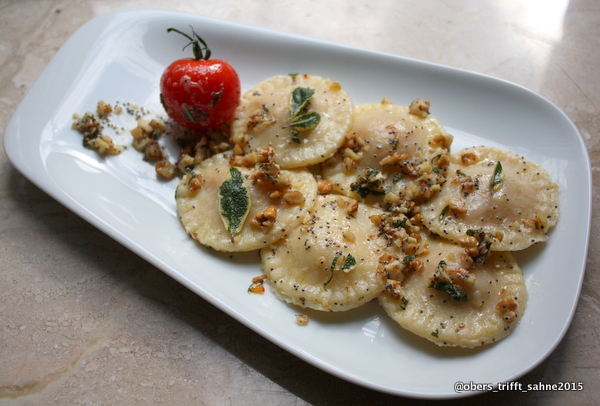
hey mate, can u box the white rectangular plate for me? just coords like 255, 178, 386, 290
3, 8, 591, 399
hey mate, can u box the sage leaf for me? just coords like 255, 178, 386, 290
219, 167, 251, 241
291, 111, 321, 131
490, 161, 503, 192
290, 87, 315, 118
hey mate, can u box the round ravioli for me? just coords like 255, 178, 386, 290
378, 235, 528, 348
230, 74, 353, 169
420, 146, 559, 251
261, 194, 388, 312
320, 100, 453, 204
176, 151, 317, 252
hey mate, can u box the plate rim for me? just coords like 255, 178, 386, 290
2, 7, 592, 400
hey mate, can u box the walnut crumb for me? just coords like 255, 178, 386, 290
295, 314, 309, 325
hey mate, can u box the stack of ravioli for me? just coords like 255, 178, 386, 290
175, 74, 559, 348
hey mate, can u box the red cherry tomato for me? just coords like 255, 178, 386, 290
160, 28, 240, 132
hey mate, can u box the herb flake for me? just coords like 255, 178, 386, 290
342, 254, 357, 271
324, 256, 339, 290
324, 254, 356, 289
400, 297, 409, 310
439, 205, 450, 221
429, 281, 468, 302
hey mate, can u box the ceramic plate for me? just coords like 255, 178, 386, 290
3, 8, 591, 399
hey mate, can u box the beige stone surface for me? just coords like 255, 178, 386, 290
1, 0, 598, 404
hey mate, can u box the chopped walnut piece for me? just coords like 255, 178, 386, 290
384, 279, 407, 299
155, 160, 177, 180
232, 143, 244, 155
251, 205, 277, 230
187, 174, 203, 193
144, 140, 164, 161
317, 180, 333, 195
435, 151, 451, 167
496, 297, 519, 323
257, 147, 275, 163
130, 125, 145, 142
401, 162, 419, 177
411, 213, 424, 226
72, 109, 123, 156
129, 117, 169, 163
245, 109, 277, 133
446, 268, 476, 288
450, 198, 468, 213
460, 151, 479, 166
458, 235, 479, 249
430, 134, 450, 149
230, 152, 258, 167
462, 230, 494, 264
345, 199, 359, 215
378, 252, 396, 265
260, 162, 281, 179
408, 259, 424, 273
412, 185, 437, 203
452, 171, 478, 196
344, 132, 366, 150
295, 314, 309, 325
379, 151, 408, 167
149, 118, 167, 132
88, 134, 123, 156
370, 214, 383, 227
252, 274, 268, 284
343, 157, 356, 172
177, 154, 195, 173
409, 98, 430, 118
282, 190, 305, 205
344, 147, 361, 161
403, 242, 420, 255
342, 229, 356, 242
96, 100, 112, 118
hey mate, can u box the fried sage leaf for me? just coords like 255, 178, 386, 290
490, 161, 503, 192
290, 87, 315, 118
219, 167, 251, 240
289, 87, 321, 132
291, 111, 321, 131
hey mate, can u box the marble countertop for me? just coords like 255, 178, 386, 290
1, 1, 598, 405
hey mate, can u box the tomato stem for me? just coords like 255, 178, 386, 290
167, 26, 212, 60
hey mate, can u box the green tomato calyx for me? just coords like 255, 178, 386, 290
167, 26, 212, 61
